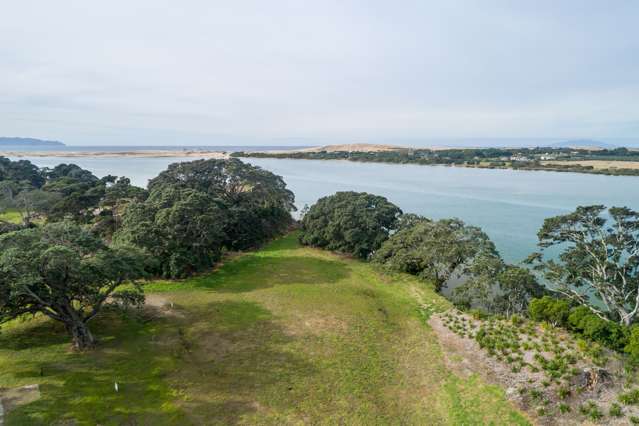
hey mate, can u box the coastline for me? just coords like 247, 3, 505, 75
1, 150, 230, 159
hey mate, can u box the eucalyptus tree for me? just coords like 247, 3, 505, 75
528, 205, 639, 326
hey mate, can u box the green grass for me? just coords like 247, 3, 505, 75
0, 233, 529, 425
0, 208, 21, 224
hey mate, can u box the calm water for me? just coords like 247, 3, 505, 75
10, 155, 639, 263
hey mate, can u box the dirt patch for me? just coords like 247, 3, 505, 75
145, 294, 184, 318
0, 384, 41, 422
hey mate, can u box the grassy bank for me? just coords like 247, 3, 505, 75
0, 233, 528, 425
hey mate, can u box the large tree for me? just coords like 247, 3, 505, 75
115, 186, 227, 278
300, 191, 402, 259
372, 216, 499, 290
0, 221, 148, 349
528, 205, 639, 326
147, 158, 295, 250
453, 262, 545, 316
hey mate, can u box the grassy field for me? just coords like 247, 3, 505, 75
0, 234, 529, 425
0, 209, 21, 224
543, 159, 639, 170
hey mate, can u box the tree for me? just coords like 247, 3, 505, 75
490, 266, 546, 316
0, 221, 148, 350
0, 156, 44, 188
115, 186, 227, 278
300, 192, 402, 259
148, 158, 295, 250
528, 205, 639, 326
372, 216, 498, 290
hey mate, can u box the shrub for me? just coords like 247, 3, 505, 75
619, 389, 639, 405
625, 325, 639, 365
568, 306, 629, 350
609, 402, 623, 417
529, 296, 570, 326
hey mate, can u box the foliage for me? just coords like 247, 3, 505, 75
0, 221, 148, 349
528, 296, 570, 326
373, 215, 497, 290
625, 326, 639, 364
116, 187, 226, 278
568, 306, 628, 350
300, 191, 402, 259
619, 389, 639, 405
117, 159, 295, 277
528, 205, 639, 326
0, 156, 44, 187
1, 157, 147, 230
489, 266, 546, 316
148, 158, 295, 250
233, 146, 639, 177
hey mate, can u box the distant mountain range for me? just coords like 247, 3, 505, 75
551, 139, 616, 149
0, 137, 65, 147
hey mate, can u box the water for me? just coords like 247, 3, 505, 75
1, 145, 307, 153
8, 155, 639, 263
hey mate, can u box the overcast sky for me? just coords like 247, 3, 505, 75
1, 1, 638, 146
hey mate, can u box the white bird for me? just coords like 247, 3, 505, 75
115, 382, 119, 392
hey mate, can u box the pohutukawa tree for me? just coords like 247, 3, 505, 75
373, 215, 499, 291
528, 205, 639, 326
0, 221, 148, 350
300, 191, 402, 259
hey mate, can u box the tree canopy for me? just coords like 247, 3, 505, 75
528, 205, 639, 326
0, 221, 148, 349
299, 191, 402, 259
372, 216, 499, 291
116, 158, 295, 277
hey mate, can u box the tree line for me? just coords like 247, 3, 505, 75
233, 147, 639, 177
0, 156, 295, 349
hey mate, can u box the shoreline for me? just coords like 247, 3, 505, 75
1, 150, 231, 159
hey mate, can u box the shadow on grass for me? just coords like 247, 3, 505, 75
4, 300, 317, 425
0, 320, 69, 351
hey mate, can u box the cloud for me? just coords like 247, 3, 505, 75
1, 0, 638, 146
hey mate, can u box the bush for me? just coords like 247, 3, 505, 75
528, 296, 570, 326
625, 326, 639, 365
609, 402, 623, 417
568, 306, 628, 350
619, 389, 639, 405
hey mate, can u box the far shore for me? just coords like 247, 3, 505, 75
1, 150, 231, 159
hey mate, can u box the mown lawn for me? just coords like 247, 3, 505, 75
0, 233, 529, 425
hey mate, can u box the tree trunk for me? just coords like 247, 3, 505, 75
67, 321, 96, 351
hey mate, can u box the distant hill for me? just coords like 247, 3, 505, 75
0, 137, 65, 147
551, 139, 616, 150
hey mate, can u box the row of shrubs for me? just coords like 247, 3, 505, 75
529, 296, 639, 362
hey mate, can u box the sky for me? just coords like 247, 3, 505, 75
1, 1, 638, 147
